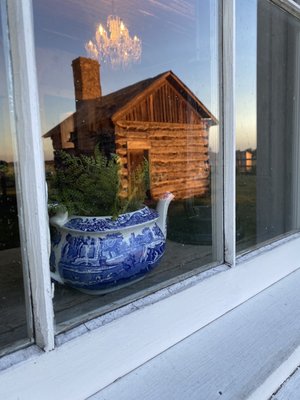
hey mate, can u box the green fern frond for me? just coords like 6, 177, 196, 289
48, 149, 147, 217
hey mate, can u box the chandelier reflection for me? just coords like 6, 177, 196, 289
85, 16, 142, 69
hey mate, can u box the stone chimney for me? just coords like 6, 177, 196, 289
71, 57, 101, 155
72, 57, 101, 101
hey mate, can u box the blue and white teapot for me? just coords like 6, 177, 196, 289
49, 192, 174, 294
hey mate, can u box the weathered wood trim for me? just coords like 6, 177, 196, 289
222, 0, 236, 267
151, 148, 208, 155
209, 0, 224, 264
150, 138, 209, 147
150, 154, 208, 162
271, 0, 300, 19
0, 0, 35, 347
151, 166, 208, 174
152, 178, 208, 189
5, 0, 54, 351
115, 120, 206, 131
120, 132, 208, 141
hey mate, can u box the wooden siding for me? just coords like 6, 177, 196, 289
116, 121, 209, 200
122, 82, 203, 125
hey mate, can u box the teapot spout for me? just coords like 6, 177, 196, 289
50, 210, 68, 228
156, 192, 174, 237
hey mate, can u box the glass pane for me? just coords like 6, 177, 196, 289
33, 0, 221, 331
236, 0, 300, 253
0, 10, 31, 352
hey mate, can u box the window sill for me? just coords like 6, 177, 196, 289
0, 234, 300, 399
90, 267, 300, 400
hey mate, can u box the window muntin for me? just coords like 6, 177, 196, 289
0, 9, 32, 352
32, 0, 221, 332
236, 0, 300, 254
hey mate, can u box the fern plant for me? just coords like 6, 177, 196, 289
48, 148, 148, 218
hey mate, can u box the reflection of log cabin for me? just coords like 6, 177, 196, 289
44, 57, 217, 200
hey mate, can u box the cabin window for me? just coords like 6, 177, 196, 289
1, 0, 300, 366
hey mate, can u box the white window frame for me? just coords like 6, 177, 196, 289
1, 0, 54, 352
1, 0, 300, 398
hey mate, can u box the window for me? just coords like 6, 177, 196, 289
1, 1, 300, 398
32, 0, 222, 333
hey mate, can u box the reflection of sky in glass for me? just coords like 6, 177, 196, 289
0, 1, 257, 161
0, 19, 14, 162
236, 0, 257, 151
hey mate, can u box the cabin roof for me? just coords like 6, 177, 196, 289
97, 70, 217, 124
98, 71, 167, 121
44, 70, 217, 138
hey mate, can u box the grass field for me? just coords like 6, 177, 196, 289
236, 172, 256, 251
167, 171, 257, 250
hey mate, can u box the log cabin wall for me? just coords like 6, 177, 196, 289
115, 121, 209, 200
115, 80, 210, 200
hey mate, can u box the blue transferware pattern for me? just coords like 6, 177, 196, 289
49, 193, 174, 294
65, 207, 158, 232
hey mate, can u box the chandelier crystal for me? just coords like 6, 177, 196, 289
85, 16, 142, 69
